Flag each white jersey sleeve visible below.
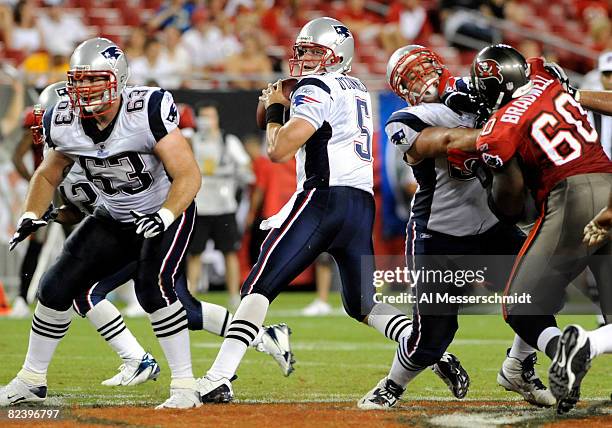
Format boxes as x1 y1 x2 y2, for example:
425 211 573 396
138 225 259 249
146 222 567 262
146 89 180 147
289 78 333 130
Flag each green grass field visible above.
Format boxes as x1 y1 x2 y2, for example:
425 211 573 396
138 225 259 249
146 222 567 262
1 292 611 425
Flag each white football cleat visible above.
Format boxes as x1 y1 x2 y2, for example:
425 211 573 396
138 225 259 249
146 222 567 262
197 376 233 403
357 377 404 410
497 349 555 407
155 381 201 409
301 299 332 316
102 353 160 386
0 377 47 406
256 323 295 376
8 297 31 319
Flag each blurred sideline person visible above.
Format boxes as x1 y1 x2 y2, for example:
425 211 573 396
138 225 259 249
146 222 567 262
197 17 465 404
187 100 253 309
9 95 43 319
585 51 612 159
359 44 553 410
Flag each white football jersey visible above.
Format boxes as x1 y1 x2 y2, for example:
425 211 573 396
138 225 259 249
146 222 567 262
58 163 101 216
385 103 498 236
43 86 179 222
289 72 373 194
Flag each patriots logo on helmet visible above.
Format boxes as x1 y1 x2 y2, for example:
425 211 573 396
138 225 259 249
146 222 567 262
293 94 320 107
100 46 123 66
55 87 68 97
476 60 503 83
333 25 351 43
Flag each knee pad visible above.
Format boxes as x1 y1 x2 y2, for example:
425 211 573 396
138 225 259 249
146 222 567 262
37 273 73 311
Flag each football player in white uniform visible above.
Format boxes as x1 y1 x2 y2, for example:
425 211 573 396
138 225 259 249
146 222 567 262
1 38 202 409
197 18 466 403
358 45 555 409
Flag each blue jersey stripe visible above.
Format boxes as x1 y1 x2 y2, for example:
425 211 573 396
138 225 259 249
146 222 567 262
386 111 430 132
148 89 167 142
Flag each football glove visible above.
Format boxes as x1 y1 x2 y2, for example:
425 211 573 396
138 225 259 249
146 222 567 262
9 212 48 251
130 208 175 239
544 62 578 98
41 204 59 223
583 207 612 247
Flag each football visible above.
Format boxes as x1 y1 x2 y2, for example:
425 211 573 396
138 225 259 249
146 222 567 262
255 78 298 130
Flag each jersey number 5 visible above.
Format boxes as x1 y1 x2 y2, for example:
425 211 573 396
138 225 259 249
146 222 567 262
531 92 598 166
354 97 372 162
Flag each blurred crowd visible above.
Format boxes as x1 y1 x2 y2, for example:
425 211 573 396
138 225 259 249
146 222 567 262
0 0 610 88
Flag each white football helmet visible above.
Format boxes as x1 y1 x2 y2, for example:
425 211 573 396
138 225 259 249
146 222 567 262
289 17 354 77
32 81 69 145
386 45 446 105
67 37 129 117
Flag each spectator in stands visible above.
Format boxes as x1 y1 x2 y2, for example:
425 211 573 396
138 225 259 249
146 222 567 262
123 27 147 61
21 51 68 86
380 0 431 55
187 100 253 309
224 32 272 89
586 11 611 51
224 0 274 18
181 8 230 71
0 66 24 141
517 39 542 59
130 36 182 88
161 26 192 85
147 0 195 33
38 0 90 57
335 0 382 43
7 0 42 54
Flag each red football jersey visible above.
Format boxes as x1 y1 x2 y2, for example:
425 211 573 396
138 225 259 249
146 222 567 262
476 58 612 206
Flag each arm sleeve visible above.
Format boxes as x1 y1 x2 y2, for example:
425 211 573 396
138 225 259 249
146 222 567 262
42 106 55 149
385 109 431 155
226 135 251 167
148 89 180 142
476 116 521 169
289 78 333 130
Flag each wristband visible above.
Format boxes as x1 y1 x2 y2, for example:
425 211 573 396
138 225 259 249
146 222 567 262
158 208 175 229
265 103 285 125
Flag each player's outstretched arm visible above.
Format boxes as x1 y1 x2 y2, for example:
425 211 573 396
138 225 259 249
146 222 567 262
154 127 202 219
9 150 73 250
12 130 34 181
406 127 481 163
488 157 525 224
576 90 612 116
24 150 73 218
